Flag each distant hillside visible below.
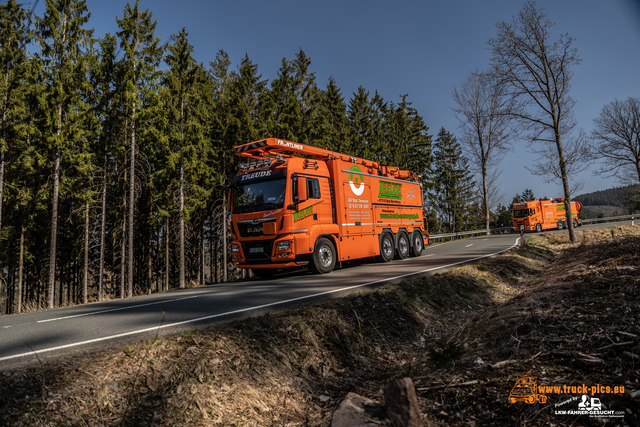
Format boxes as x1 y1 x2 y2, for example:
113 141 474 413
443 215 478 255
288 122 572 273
580 205 626 219
574 184 640 208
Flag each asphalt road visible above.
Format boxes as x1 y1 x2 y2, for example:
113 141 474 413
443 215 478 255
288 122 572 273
0 220 633 367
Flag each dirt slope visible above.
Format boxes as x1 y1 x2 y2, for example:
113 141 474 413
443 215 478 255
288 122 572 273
1 226 639 426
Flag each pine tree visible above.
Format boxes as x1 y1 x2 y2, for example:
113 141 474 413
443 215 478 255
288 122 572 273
88 33 120 301
315 77 349 152
35 0 93 308
433 128 477 232
384 95 432 182
0 0 31 241
116 0 162 298
521 188 535 201
348 86 380 160
163 28 212 289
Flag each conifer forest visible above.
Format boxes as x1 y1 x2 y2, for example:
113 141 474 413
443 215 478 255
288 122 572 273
0 0 492 314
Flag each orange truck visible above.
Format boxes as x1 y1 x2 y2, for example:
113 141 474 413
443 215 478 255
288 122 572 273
512 198 583 232
229 138 428 278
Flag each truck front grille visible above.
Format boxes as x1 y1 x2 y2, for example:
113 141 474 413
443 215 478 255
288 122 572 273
241 240 274 264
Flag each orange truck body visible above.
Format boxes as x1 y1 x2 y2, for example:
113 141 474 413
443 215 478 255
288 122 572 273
512 198 583 232
229 138 428 276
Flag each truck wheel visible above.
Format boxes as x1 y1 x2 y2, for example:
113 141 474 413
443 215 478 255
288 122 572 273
573 218 578 228
375 233 394 263
252 269 276 279
536 223 542 233
557 220 563 230
409 231 423 257
309 238 336 274
539 395 547 404
394 231 410 260
509 396 516 404
527 395 535 404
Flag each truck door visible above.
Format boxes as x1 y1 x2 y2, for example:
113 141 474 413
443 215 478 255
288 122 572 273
292 175 332 231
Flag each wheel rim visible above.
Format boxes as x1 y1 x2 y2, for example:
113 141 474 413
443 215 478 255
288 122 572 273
383 237 393 258
399 236 409 255
318 245 333 268
414 235 422 251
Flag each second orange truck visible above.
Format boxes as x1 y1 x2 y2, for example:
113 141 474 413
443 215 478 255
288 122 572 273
512 198 583 232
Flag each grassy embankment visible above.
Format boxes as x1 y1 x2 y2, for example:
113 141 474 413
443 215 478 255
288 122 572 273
1 225 639 426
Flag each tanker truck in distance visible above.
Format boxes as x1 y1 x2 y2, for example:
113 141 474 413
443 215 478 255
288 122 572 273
229 138 428 278
512 198 583 232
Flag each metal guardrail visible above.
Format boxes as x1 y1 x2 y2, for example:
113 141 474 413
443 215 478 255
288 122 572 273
429 214 637 242
430 227 513 241
582 214 636 224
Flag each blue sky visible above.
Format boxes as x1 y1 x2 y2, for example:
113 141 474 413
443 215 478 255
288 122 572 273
34 0 640 204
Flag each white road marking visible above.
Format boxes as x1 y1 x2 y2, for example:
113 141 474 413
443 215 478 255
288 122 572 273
0 238 519 363
465 244 473 247
423 254 435 257
37 296 200 323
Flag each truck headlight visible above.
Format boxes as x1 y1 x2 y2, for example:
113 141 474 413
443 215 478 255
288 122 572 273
277 241 291 251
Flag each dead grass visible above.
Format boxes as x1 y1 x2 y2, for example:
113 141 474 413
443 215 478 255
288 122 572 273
1 226 639 426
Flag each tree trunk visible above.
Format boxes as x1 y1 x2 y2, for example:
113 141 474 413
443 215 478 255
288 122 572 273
83 201 90 304
179 153 185 288
48 136 62 308
17 226 24 314
120 196 126 299
0 147 4 238
127 98 136 298
554 129 576 243
223 187 228 283
482 162 490 235
200 218 205 285
98 152 107 301
165 217 170 291
0 69 8 238
148 196 153 294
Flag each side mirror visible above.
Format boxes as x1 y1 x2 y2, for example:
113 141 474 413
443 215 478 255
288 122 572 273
297 177 308 203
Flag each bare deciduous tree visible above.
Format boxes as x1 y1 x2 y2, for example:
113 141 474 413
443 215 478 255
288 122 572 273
453 70 517 234
592 96 640 184
489 1 586 242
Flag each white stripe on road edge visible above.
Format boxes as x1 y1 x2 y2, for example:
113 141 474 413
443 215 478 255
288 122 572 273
465 244 473 247
0 238 519 363
37 296 200 323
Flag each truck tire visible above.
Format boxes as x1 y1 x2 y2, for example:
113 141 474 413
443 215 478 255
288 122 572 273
309 237 336 274
557 220 563 230
409 231 423 257
573 218 578 228
536 223 542 232
375 233 394 263
252 268 277 279
394 231 410 260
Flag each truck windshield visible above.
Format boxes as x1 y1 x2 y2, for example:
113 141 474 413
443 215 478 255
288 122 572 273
233 170 287 213
513 208 531 218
